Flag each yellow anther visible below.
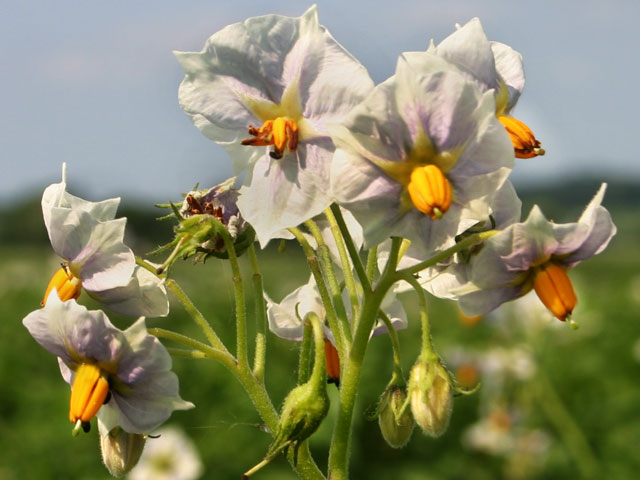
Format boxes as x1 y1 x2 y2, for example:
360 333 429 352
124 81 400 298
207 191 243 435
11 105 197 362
241 117 299 159
42 267 82 306
69 364 110 424
533 263 577 321
499 116 545 159
407 165 452 220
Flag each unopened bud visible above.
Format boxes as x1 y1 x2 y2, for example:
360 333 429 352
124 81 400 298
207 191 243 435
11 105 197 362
378 385 414 448
100 427 146 477
408 357 453 437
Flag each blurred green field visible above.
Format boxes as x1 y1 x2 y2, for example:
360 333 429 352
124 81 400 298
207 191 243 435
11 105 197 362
1 179 639 480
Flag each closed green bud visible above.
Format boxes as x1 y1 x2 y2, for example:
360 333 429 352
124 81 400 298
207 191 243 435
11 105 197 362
378 385 414 448
100 427 146 477
408 356 453 437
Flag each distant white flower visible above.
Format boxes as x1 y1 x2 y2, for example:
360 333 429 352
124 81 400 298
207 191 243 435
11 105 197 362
128 426 203 480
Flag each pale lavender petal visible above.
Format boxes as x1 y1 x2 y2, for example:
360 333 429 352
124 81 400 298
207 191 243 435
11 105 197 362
23 293 125 370
111 319 193 433
433 18 499 93
89 266 169 318
42 181 120 231
237 139 333 246
491 41 525 112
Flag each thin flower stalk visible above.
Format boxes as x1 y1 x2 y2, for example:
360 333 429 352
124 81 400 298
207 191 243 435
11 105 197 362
330 203 371 293
304 218 352 345
298 322 313 385
248 243 267 382
323 207 361 321
289 226 347 360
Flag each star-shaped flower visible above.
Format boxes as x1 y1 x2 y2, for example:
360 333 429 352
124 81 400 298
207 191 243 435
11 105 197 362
331 53 513 252
41 166 168 317
176 5 374 245
455 184 616 320
23 292 193 434
404 18 544 158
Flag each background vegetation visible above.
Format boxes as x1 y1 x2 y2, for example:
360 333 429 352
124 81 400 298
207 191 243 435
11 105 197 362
1 178 638 479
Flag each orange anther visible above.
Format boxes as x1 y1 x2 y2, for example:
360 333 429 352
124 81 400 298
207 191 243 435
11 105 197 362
533 263 577 321
241 117 299 159
499 116 545 159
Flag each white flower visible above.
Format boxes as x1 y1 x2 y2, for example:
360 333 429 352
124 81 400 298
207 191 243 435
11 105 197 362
128 426 203 480
176 5 374 245
41 165 168 317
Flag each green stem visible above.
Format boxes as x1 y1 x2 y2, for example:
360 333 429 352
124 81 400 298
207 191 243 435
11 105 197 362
289 226 346 361
324 206 361 322
305 219 352 347
298 321 313 385
378 311 403 381
365 246 378 285
164 278 227 352
400 272 435 357
327 265 400 480
219 227 248 369
248 243 267 382
535 371 600 479
330 204 370 292
397 230 498 277
149 327 236 367
307 312 328 391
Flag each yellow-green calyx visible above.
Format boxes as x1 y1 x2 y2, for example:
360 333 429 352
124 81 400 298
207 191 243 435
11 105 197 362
378 385 414 448
408 357 453 437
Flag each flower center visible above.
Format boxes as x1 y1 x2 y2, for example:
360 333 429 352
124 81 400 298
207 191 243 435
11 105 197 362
241 117 299 159
324 339 340 387
498 116 545 159
533 263 577 321
42 266 82 306
69 363 110 426
407 165 452 220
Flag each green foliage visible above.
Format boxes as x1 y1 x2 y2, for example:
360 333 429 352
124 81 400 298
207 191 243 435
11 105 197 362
3 183 640 479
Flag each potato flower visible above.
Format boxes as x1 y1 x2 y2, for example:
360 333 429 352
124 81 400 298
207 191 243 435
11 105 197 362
176 5 374 245
41 167 168 317
23 292 193 434
404 18 544 158
331 53 513 251
456 184 616 320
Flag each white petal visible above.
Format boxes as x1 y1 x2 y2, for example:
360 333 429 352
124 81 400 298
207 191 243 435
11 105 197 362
89 266 169 318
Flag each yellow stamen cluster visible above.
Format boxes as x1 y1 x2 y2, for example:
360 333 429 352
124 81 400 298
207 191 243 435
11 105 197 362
241 117 299 159
533 263 577 321
42 267 82 306
407 165 452 220
499 116 545 159
69 363 110 424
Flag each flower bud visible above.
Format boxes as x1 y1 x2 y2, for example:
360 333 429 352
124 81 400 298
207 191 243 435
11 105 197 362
378 385 414 448
100 427 146 477
408 357 453 437
156 178 255 271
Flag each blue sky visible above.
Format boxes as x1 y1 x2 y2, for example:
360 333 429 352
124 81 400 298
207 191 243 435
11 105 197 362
2 1 638 204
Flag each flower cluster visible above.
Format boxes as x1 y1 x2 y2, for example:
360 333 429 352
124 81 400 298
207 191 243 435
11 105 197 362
23 5 616 478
